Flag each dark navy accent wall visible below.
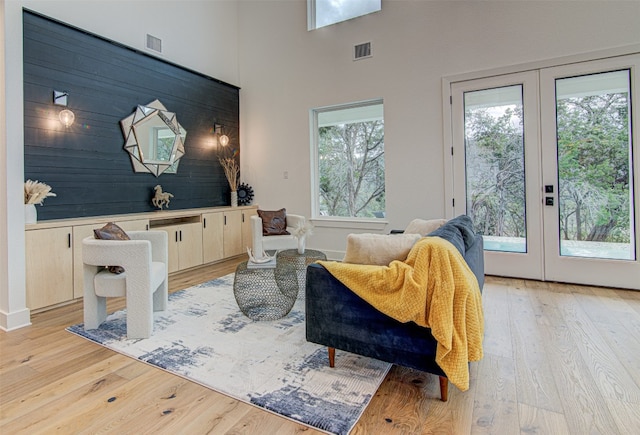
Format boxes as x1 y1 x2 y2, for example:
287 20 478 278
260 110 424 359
23 10 240 220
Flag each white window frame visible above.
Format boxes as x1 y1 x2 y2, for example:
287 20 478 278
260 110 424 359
310 98 387 230
308 0 381 31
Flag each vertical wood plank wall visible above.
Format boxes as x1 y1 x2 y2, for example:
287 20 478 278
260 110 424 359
23 10 240 221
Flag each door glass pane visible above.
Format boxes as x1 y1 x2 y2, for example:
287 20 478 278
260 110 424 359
464 85 527 253
556 70 636 260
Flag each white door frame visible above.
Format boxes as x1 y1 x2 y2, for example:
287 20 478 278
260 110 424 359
443 47 640 289
540 55 640 289
450 71 544 280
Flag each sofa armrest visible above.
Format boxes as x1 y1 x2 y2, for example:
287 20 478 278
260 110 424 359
285 214 305 230
305 263 444 376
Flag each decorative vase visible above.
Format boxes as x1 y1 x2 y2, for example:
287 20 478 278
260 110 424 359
297 236 306 254
231 191 238 207
25 204 37 224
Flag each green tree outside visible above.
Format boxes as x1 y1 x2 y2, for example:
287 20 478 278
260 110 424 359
318 120 385 218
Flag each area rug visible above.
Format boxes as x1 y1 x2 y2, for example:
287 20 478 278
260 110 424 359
67 273 391 435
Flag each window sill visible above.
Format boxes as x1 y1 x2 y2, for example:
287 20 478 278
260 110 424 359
310 217 388 231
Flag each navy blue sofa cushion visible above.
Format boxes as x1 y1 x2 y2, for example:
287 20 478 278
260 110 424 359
426 214 476 256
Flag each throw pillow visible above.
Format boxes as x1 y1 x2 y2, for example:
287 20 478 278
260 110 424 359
257 208 290 236
343 233 421 266
94 222 130 241
94 222 129 274
404 218 447 236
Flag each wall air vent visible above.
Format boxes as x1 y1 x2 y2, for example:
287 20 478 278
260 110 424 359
146 34 162 53
354 42 372 61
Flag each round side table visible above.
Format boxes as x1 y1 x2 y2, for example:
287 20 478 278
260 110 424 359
276 249 327 299
233 261 298 321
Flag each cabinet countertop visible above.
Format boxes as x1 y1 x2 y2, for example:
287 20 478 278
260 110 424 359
25 205 258 231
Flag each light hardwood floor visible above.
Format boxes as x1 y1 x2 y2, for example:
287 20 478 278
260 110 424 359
1 258 639 434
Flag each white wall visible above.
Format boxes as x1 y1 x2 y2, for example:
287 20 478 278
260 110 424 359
0 0 240 330
237 0 640 258
2 1 640 329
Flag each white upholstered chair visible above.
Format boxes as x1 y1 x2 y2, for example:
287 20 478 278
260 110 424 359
82 230 168 339
251 213 305 257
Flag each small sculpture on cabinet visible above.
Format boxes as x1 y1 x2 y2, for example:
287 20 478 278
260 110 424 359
152 185 173 210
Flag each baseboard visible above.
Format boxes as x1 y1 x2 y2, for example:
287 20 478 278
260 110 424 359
0 307 32 331
319 249 345 261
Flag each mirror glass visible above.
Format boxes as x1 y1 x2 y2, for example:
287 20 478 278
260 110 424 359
120 100 186 176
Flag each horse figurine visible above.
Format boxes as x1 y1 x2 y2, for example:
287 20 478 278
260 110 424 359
152 185 174 210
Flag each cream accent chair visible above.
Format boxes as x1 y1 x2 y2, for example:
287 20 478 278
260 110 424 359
251 213 306 257
82 231 168 339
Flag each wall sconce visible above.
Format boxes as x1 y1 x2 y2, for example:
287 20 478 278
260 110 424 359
214 123 229 147
54 90 75 127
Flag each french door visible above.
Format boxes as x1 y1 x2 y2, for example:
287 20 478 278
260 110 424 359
450 54 640 289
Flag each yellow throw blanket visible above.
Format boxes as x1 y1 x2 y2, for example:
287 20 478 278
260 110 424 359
318 236 484 391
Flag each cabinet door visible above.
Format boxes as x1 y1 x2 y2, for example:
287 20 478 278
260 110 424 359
155 226 181 273
72 224 96 299
223 210 243 257
25 227 73 310
117 219 149 232
178 222 203 270
202 212 224 263
73 219 149 298
241 208 258 252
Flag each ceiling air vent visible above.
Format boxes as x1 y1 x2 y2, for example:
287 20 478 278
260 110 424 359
146 34 162 53
354 42 372 61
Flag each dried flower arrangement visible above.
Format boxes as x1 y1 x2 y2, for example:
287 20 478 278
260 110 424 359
219 157 239 192
291 221 314 239
24 179 56 205
291 221 313 254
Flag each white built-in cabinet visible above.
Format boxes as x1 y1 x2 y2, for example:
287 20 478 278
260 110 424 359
152 217 203 273
241 208 258 254
202 208 257 262
25 226 73 310
223 210 243 257
25 206 257 312
202 212 225 263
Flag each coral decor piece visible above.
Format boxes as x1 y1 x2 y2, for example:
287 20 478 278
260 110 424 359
246 247 274 264
237 182 254 205
291 221 314 254
24 179 56 205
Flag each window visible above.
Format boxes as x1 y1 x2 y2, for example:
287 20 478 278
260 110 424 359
311 100 385 218
308 0 381 30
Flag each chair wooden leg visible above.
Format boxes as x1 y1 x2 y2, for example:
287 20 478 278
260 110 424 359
328 347 335 368
439 376 448 402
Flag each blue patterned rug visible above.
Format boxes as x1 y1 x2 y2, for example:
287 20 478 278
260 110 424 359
67 273 391 434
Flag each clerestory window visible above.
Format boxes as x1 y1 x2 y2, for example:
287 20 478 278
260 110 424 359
308 0 381 30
